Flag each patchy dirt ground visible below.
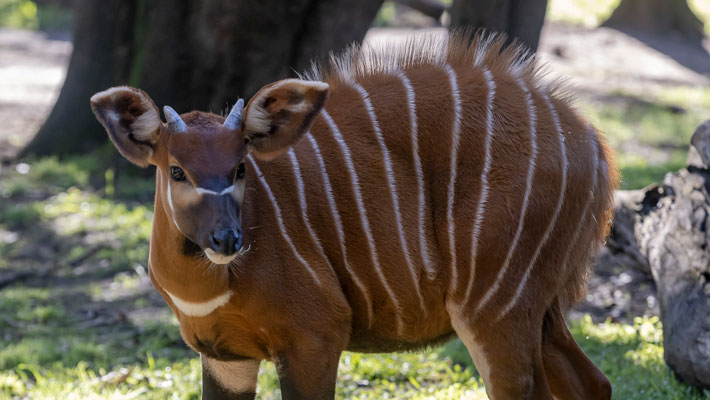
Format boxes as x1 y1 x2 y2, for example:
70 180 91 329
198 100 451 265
1 22 709 327
0 28 70 160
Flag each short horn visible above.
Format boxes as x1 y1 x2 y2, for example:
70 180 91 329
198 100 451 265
224 98 244 131
163 105 187 133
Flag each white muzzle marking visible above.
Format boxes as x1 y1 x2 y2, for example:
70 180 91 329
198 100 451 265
205 248 237 265
195 185 235 196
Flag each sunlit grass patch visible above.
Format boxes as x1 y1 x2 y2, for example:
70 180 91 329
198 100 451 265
615 151 687 190
582 96 702 149
0 173 153 276
40 187 152 238
573 315 710 400
577 87 709 189
0 154 95 198
3 316 710 399
2 358 202 400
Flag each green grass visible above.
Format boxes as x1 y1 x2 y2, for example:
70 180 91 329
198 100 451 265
573 316 710 400
575 86 710 189
2 299 708 400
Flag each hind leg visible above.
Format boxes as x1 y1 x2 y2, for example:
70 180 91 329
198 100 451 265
541 300 611 400
450 308 553 400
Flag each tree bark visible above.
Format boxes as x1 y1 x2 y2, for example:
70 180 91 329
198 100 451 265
604 0 705 42
22 0 383 157
394 0 446 22
448 0 548 51
603 121 710 389
21 0 136 156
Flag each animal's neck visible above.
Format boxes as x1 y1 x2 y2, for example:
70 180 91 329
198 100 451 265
148 172 232 303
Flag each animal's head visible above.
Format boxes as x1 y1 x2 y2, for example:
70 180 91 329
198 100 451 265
90 79 329 264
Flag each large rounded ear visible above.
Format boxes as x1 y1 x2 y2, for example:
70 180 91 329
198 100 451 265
90 86 161 167
243 79 329 160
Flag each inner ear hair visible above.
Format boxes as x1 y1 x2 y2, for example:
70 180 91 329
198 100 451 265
244 79 329 160
90 86 161 167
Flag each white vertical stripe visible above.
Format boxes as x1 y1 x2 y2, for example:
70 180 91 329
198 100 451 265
474 76 538 316
287 148 337 278
462 67 496 307
305 133 374 327
443 64 463 295
247 156 322 287
496 92 568 321
165 177 185 234
559 128 600 281
350 81 426 314
321 109 405 334
395 70 435 280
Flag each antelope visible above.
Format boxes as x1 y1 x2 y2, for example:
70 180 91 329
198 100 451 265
90 31 617 400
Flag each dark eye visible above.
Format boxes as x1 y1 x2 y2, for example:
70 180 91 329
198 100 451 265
170 166 186 182
236 163 246 180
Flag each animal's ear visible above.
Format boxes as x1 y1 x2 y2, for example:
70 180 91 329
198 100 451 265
90 86 161 167
243 79 329 160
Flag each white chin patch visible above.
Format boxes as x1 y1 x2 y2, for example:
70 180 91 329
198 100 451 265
204 249 236 265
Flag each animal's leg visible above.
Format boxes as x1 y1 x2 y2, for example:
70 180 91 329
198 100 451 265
450 310 554 400
275 343 342 400
541 299 611 400
201 356 260 400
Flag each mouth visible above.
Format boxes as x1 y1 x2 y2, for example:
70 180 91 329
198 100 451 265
204 248 237 265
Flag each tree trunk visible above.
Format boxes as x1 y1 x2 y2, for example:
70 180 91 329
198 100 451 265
602 121 710 390
604 0 705 42
22 0 383 157
448 0 548 51
21 0 136 156
394 0 446 22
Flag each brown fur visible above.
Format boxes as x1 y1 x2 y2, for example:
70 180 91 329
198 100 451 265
91 31 618 399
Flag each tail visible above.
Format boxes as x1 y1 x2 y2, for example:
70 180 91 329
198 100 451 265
563 128 619 310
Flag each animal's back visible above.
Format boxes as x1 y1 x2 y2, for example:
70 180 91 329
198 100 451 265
253 31 618 348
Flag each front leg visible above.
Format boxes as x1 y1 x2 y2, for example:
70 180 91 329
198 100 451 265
202 355 260 400
275 343 342 400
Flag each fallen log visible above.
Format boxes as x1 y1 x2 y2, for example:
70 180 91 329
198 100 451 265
602 120 710 389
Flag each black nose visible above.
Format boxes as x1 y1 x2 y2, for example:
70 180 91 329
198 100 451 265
210 229 242 255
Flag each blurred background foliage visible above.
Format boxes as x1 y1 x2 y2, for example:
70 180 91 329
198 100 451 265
1 0 709 398
0 0 72 31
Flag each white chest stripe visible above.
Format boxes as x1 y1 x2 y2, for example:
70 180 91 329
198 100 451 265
195 185 235 196
248 156 323 287
443 64 463 296
496 92 568 321
350 81 426 314
166 289 232 317
306 132 374 327
463 67 496 307
474 76 538 317
321 109 404 334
